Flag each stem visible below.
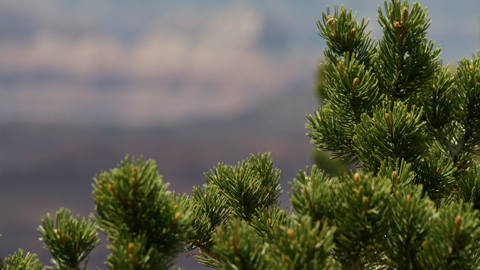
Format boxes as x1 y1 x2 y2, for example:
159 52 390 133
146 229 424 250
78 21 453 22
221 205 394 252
437 89 479 163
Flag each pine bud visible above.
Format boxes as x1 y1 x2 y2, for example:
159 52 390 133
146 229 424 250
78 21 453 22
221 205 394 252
455 215 462 234
363 196 369 212
326 15 335 32
128 242 135 257
317 116 322 122
174 204 178 211
267 218 272 228
401 7 408 25
174 212 181 222
131 166 138 179
406 113 411 124
470 65 474 71
282 254 291 267
392 171 398 186
352 78 360 96
326 15 333 24
354 173 361 190
385 113 391 127
393 21 401 30
287 228 295 241
406 194 411 206
54 229 60 238
348 28 357 44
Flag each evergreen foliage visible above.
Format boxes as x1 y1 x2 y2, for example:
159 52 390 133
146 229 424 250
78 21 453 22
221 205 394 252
38 208 100 270
91 156 193 269
2 0 480 269
1 249 43 270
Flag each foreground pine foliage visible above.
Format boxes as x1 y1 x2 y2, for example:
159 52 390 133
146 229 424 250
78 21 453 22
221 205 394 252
2 0 480 269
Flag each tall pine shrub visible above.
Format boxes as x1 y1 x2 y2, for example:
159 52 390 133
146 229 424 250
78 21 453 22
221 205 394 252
2 0 480 269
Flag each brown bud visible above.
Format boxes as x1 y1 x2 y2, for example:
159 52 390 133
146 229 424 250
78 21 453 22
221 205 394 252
455 215 462 234
470 65 474 71
204 194 208 200
401 7 408 25
174 212 181 222
326 15 333 24
174 204 178 211
326 15 335 32
282 254 291 267
350 28 357 36
128 242 135 256
267 218 272 228
363 196 369 211
393 21 401 30
303 186 310 196
348 28 357 44
406 194 411 206
354 173 361 190
392 171 398 186
131 166 138 179
406 113 411 124
385 113 392 127
287 228 295 242
352 78 360 96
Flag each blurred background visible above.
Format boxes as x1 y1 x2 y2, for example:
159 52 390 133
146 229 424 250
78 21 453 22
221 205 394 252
0 0 478 269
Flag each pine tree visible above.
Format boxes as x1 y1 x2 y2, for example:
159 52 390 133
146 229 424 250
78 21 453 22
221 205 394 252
2 0 480 269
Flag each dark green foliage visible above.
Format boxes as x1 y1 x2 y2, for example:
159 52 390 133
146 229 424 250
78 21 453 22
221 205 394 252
191 153 283 268
38 208 100 270
204 153 281 222
91 156 193 269
376 1 440 104
353 102 429 173
290 165 339 222
212 219 267 270
249 205 291 243
311 57 351 176
3 1 480 269
317 5 375 68
418 202 480 269
330 173 391 268
311 148 350 177
190 184 229 256
384 185 434 269
0 249 43 270
268 217 335 270
106 232 167 270
460 162 480 209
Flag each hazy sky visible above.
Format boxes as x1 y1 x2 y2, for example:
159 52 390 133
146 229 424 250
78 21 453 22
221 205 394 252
0 0 478 126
